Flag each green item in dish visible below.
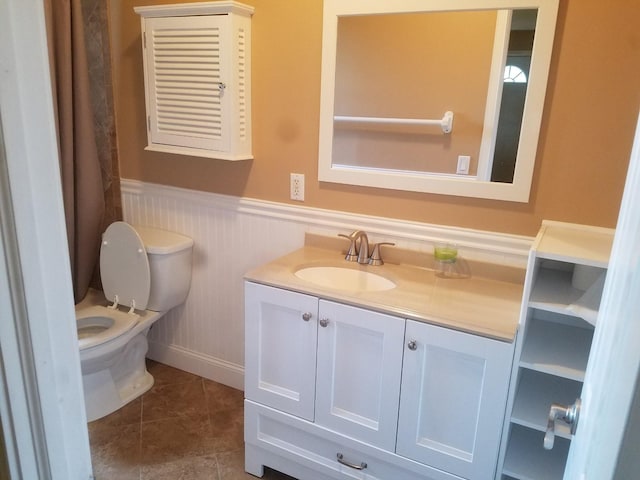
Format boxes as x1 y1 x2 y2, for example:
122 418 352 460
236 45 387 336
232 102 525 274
434 245 458 263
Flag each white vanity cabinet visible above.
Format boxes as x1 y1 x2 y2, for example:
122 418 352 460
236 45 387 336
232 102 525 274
244 281 515 480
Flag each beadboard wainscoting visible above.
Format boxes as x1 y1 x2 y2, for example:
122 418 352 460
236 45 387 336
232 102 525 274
121 179 533 390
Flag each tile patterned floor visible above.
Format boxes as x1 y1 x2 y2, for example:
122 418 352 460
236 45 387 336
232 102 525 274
88 360 296 480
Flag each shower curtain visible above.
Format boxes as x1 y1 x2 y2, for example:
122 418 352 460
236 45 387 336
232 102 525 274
45 0 106 303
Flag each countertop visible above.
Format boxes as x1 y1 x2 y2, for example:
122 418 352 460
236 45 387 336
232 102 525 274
245 238 525 342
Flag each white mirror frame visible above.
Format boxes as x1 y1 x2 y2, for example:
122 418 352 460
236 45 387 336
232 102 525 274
318 0 559 202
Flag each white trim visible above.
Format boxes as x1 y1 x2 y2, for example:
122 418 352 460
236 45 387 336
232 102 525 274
0 1 92 478
121 179 533 262
147 341 244 390
0 190 42 480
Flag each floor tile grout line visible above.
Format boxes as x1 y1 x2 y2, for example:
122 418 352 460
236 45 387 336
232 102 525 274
205 377 224 480
138 391 143 480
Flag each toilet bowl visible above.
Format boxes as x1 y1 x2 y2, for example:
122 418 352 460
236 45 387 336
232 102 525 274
76 222 193 422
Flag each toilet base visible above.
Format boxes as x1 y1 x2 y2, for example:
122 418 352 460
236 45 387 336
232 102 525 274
82 330 155 422
83 369 154 422
77 289 166 422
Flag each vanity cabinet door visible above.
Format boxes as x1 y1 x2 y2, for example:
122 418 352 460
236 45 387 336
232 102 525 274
397 320 514 480
244 282 318 421
315 300 405 451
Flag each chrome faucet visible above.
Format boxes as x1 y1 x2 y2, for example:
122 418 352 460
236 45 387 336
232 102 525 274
339 231 395 265
354 231 369 264
338 230 369 263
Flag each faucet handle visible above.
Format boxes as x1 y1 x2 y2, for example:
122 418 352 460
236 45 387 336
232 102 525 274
338 233 359 262
368 242 395 266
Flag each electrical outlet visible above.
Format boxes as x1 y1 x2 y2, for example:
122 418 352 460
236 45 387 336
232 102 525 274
290 173 305 201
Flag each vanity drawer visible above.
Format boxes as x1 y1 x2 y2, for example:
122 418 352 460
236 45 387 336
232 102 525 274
245 400 464 480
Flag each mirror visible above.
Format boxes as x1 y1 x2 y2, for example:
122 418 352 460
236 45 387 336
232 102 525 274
318 0 560 202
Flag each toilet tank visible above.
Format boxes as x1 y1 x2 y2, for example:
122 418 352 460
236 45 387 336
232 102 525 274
134 226 194 312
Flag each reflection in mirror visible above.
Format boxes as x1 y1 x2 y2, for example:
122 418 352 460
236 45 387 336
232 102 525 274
318 0 559 202
333 10 498 177
492 9 537 183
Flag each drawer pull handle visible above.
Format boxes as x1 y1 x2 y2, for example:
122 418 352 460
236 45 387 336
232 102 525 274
319 318 330 327
336 453 367 470
407 340 418 351
302 312 312 321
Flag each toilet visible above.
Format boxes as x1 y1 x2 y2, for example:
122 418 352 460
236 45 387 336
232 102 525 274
76 222 194 422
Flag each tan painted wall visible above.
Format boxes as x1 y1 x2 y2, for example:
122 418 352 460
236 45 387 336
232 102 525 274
110 0 640 236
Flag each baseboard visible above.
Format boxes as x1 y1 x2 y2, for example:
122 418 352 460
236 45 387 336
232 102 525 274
147 341 244 391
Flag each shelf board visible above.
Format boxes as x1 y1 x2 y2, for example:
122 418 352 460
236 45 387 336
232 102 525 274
511 369 582 438
529 268 585 315
534 222 613 267
502 425 569 480
520 318 593 381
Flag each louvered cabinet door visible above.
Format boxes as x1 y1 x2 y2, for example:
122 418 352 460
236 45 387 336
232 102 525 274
143 15 231 153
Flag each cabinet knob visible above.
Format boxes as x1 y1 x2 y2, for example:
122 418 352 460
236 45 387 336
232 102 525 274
319 318 330 328
407 340 418 351
302 312 312 322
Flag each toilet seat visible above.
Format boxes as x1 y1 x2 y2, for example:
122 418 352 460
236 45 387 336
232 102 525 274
77 305 140 350
100 222 151 311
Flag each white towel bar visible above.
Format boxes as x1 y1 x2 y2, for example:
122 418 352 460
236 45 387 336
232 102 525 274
334 111 454 134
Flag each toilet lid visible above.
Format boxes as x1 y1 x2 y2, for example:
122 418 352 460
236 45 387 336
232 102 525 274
100 222 150 311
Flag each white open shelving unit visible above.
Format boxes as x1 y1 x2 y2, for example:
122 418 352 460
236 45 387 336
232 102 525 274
496 220 614 479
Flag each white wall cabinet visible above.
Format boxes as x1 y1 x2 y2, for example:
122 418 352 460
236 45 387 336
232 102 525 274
496 221 613 479
135 2 253 160
244 281 515 480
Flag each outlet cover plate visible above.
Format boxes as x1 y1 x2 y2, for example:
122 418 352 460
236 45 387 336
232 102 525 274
290 173 305 201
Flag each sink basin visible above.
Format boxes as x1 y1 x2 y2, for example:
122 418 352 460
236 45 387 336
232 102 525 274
294 266 396 292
